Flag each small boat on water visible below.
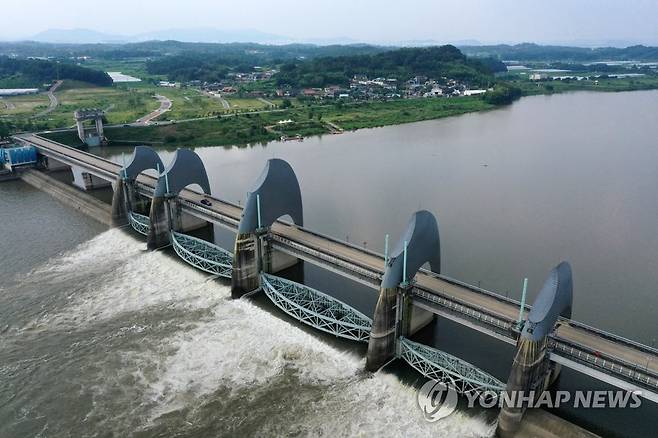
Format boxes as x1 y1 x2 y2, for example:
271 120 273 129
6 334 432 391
281 135 304 142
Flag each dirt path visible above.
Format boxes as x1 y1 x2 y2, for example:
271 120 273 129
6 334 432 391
33 80 63 118
257 97 276 107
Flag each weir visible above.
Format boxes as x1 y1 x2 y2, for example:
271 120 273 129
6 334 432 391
146 148 213 249
367 210 440 371
8 133 658 437
232 158 303 298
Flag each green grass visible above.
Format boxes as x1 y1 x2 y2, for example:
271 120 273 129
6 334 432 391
317 97 493 130
41 96 495 148
49 83 160 127
508 75 658 96
79 59 154 81
156 88 228 120
0 93 50 117
25 72 658 149
224 97 270 111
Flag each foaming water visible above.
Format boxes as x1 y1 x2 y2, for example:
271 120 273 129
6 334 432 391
22 229 228 329
2 228 493 437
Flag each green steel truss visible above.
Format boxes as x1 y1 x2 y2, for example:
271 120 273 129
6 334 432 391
170 231 233 278
399 337 505 396
260 273 373 342
129 211 150 236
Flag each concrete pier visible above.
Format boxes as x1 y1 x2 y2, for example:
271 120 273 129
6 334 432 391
231 233 261 298
147 196 171 249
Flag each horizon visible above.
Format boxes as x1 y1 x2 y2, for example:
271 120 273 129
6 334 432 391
2 27 657 49
1 0 658 47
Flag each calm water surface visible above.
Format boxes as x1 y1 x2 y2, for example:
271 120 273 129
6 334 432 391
2 90 657 437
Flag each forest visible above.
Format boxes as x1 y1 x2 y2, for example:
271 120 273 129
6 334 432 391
460 43 658 62
0 56 112 88
273 46 506 88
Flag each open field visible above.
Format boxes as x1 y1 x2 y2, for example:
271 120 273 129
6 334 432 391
41 96 495 147
48 84 160 127
224 97 271 111
1 80 163 129
155 88 229 120
0 93 50 117
316 97 494 130
504 73 658 96
78 59 154 81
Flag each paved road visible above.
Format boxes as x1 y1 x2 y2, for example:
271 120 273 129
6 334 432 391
15 133 658 387
204 91 230 109
257 97 275 107
33 80 62 118
135 94 172 125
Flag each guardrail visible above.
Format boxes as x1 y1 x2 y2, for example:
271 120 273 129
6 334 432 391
412 287 517 341
268 233 381 286
551 336 658 391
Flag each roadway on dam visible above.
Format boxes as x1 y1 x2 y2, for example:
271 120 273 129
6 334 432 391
18 133 658 388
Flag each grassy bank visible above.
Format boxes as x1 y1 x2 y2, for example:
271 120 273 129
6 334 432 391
33 75 658 149
41 96 494 148
511 75 658 96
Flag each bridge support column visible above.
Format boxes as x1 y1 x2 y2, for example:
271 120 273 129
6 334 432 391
366 286 435 371
232 232 262 298
147 195 173 249
76 120 85 143
366 210 441 372
232 159 304 298
170 198 215 238
261 238 299 274
71 166 111 190
497 262 573 438
366 286 398 371
111 177 132 226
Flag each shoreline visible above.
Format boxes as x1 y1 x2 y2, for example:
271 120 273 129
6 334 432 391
38 85 658 149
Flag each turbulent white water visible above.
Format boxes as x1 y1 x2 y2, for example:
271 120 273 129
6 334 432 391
4 230 495 437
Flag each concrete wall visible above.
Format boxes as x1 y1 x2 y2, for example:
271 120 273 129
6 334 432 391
71 166 112 191
20 169 111 226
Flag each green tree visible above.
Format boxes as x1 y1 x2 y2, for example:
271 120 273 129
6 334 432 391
0 121 10 139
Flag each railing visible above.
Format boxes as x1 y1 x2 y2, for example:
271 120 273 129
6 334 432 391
267 233 381 285
128 211 150 236
170 231 233 278
550 337 658 392
399 337 505 396
412 287 517 341
260 273 373 342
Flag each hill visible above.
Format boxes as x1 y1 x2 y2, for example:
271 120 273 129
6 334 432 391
460 43 658 62
274 45 505 88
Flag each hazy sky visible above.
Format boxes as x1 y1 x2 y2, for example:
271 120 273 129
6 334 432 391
2 0 658 45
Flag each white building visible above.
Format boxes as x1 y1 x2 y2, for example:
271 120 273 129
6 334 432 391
463 89 487 96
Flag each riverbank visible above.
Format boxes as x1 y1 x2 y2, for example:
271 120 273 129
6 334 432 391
38 77 658 149
513 75 658 96
41 96 495 147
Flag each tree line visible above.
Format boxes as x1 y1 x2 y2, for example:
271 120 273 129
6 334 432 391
274 46 506 88
0 56 112 88
460 43 658 62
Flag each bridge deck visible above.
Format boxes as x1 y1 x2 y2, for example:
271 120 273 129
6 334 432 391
18 134 658 394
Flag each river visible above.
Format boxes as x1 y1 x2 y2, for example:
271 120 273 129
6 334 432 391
1 90 657 437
